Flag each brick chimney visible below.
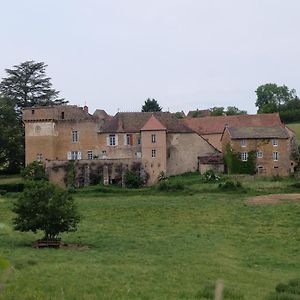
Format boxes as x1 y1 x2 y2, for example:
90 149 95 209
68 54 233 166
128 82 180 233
83 105 88 113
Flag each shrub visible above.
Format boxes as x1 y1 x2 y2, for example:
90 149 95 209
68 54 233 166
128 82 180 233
21 161 48 181
157 180 185 192
218 180 243 191
124 171 143 188
268 278 300 300
13 181 80 241
203 170 221 183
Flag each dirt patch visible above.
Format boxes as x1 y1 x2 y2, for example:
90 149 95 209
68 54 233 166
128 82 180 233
246 193 300 205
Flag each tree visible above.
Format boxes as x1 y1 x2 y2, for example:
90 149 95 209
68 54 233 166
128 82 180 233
0 60 67 110
141 98 162 112
13 181 80 241
210 107 225 116
21 161 48 181
255 83 296 113
174 111 185 119
226 106 247 115
0 95 23 173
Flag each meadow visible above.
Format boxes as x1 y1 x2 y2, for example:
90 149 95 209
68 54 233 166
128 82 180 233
0 174 300 299
287 122 300 143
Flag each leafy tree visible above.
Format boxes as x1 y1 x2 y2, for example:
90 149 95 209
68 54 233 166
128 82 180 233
210 107 225 116
21 161 48 181
0 60 67 110
13 181 80 241
174 111 185 119
226 106 247 115
255 83 296 113
124 170 143 188
141 98 162 112
0 95 23 173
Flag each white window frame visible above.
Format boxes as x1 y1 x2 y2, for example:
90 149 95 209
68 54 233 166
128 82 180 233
240 139 247 147
36 153 43 162
152 149 156 158
72 130 78 143
272 139 278 147
273 151 279 161
241 152 248 162
125 133 132 146
151 134 156 143
71 151 78 160
109 134 116 146
87 150 93 160
257 151 263 158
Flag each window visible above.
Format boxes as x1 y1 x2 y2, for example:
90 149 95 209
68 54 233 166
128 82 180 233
72 130 78 143
257 151 263 158
125 134 133 145
137 136 141 145
61 112 65 119
152 149 156 158
241 152 248 161
31 109 35 115
240 139 247 147
88 150 93 160
272 139 278 146
70 151 81 160
151 134 156 143
102 150 107 155
273 151 279 161
36 153 43 162
109 134 116 146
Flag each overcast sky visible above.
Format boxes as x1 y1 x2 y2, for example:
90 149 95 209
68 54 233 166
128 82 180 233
1 0 299 115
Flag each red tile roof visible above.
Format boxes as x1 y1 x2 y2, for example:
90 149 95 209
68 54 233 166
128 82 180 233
183 113 283 135
141 115 167 131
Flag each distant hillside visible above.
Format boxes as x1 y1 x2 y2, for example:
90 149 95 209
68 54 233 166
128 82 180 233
287 123 300 143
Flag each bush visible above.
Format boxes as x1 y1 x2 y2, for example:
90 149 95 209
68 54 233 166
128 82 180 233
13 181 80 241
268 279 300 300
218 180 243 191
203 170 221 183
21 161 48 181
124 171 143 188
157 180 185 192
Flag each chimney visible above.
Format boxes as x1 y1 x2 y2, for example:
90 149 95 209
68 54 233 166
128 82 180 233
83 105 88 113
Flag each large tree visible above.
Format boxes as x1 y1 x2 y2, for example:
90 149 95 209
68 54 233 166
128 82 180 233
141 98 162 112
0 60 67 109
0 95 23 173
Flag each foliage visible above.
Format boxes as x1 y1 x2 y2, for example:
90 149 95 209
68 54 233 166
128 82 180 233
65 161 76 188
13 181 80 240
0 183 24 193
218 180 243 191
267 279 300 300
124 170 143 188
210 106 225 116
21 161 48 181
158 171 167 181
226 106 247 115
224 145 256 175
141 98 162 112
157 180 185 191
173 111 184 119
0 95 24 173
0 60 66 109
255 83 300 123
203 169 221 182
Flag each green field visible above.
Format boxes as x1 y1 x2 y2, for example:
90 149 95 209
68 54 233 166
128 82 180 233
1 175 300 299
287 123 300 143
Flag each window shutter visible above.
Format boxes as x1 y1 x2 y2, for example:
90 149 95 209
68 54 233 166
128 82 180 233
124 134 127 145
67 152 71 160
106 136 110 146
115 135 118 146
78 151 82 160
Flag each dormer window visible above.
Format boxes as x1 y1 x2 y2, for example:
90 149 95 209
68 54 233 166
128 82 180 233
240 139 247 147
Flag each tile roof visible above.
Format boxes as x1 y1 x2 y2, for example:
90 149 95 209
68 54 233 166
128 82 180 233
101 112 194 133
183 113 283 135
141 115 167 131
187 109 211 118
226 126 289 139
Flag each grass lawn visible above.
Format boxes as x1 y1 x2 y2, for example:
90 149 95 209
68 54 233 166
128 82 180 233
287 122 300 143
1 174 300 299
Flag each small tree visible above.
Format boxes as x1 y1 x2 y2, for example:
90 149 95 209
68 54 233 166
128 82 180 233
13 181 80 241
141 98 162 112
21 161 48 181
124 170 143 188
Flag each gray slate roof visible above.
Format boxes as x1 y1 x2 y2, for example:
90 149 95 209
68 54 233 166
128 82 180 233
101 112 194 133
226 126 289 139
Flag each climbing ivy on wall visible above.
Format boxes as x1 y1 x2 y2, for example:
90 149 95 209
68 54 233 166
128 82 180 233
224 144 256 175
65 161 76 188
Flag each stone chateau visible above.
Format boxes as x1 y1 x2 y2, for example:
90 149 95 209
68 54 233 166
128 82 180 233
23 105 298 186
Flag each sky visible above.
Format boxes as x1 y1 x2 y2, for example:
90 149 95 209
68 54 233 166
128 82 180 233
0 0 299 115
